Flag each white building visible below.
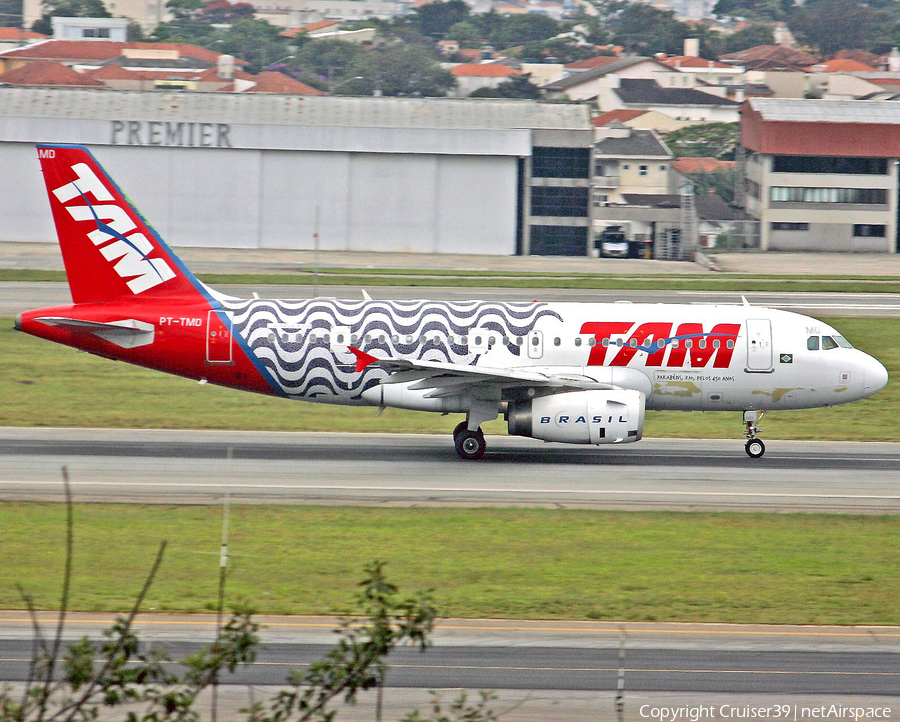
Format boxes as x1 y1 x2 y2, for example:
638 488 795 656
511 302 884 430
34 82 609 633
0 89 594 256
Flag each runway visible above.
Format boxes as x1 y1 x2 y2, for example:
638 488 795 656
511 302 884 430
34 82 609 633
1 428 898 512
3 282 900 317
0 613 897 718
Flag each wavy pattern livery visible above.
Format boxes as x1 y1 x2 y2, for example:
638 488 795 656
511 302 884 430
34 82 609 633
218 298 563 400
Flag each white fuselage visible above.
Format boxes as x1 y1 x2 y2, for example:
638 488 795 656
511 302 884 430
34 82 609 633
219 297 888 413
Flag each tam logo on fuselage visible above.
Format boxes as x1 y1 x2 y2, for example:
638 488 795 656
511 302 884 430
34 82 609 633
52 162 175 294
580 321 741 369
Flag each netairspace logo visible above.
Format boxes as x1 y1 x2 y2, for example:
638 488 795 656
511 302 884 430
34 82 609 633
52 161 176 294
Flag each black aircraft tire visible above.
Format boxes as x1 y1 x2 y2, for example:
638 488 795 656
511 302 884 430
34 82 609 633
745 438 765 459
456 430 486 460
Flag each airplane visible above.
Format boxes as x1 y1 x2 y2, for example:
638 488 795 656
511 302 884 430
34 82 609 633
15 144 889 460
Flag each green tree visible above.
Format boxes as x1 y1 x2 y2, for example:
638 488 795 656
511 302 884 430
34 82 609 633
511 37 601 64
723 23 775 53
682 168 737 204
488 13 559 49
609 4 691 55
32 0 109 33
290 38 363 86
468 74 542 99
209 18 291 73
346 43 455 97
787 0 887 55
713 0 794 22
414 0 469 38
445 20 482 47
666 122 740 160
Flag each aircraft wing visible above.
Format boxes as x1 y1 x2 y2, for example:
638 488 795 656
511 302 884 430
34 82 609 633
349 347 613 397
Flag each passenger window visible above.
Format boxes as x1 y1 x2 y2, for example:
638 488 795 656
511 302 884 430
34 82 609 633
685 339 692 348
553 337 561 346
474 336 482 345
699 339 706 349
712 339 720 349
489 336 496 345
516 337 524 346
406 335 413 344
672 339 679 348
323 333 330 343
629 338 637 348
588 337 596 347
574 337 582 347
616 339 623 347
726 340 734 350
351 334 359 344
461 336 468 345
822 336 838 350
601 338 609 347
807 336 819 351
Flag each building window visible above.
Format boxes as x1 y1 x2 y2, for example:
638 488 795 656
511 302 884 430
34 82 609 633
530 225 589 256
622 164 630 170
531 186 589 217
771 222 809 231
532 147 591 179
853 224 886 237
747 179 760 199
639 165 648 176
772 155 888 175
593 193 609 207
770 187 887 205
659 165 666 171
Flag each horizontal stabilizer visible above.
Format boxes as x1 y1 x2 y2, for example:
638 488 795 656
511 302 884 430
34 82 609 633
35 316 155 349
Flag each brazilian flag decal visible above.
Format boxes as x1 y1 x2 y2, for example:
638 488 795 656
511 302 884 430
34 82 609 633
780 353 793 364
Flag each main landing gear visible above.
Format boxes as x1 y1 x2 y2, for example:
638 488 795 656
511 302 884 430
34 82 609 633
743 410 765 459
453 421 486 461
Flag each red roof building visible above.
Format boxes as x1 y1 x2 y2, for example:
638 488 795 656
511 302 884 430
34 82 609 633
0 61 104 87
565 55 619 71
242 71 325 94
592 109 648 126
673 157 736 174
719 45 819 72
805 58 876 73
0 40 247 74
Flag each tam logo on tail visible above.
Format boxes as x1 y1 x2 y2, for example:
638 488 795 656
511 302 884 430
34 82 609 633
51 162 175 294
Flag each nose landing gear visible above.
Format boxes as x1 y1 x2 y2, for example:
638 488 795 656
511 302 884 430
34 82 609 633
743 410 765 458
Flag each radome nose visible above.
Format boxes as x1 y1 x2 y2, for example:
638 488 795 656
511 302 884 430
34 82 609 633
864 355 889 395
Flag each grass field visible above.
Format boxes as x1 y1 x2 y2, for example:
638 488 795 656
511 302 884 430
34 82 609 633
2 317 897 441
3 268 900 293
0 505 897 624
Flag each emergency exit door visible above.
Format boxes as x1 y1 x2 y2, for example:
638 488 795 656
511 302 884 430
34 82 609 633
207 310 234 364
745 318 773 372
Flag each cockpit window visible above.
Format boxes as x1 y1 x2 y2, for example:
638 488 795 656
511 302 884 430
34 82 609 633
807 336 819 351
821 335 839 350
834 335 853 349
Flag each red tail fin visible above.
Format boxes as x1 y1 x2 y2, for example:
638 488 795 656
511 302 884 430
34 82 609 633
37 144 201 305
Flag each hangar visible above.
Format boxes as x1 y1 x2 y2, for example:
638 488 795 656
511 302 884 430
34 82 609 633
0 88 594 256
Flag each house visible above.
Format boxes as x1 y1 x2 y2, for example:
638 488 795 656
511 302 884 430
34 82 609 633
593 108 689 134
0 40 247 76
0 61 106 87
592 124 674 206
542 56 671 101
0 28 48 53
719 45 819 72
598 77 741 123
450 63 523 97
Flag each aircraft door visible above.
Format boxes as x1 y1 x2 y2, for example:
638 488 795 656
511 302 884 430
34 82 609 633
207 310 234 364
745 318 773 372
527 330 543 359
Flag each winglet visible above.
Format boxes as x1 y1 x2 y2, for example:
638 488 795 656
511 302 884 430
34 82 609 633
348 346 378 372
362 289 373 301
741 295 751 306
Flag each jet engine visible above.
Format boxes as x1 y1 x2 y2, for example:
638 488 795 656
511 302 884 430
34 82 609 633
507 389 645 445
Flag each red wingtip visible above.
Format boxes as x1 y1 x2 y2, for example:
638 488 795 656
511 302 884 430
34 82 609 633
348 346 378 372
